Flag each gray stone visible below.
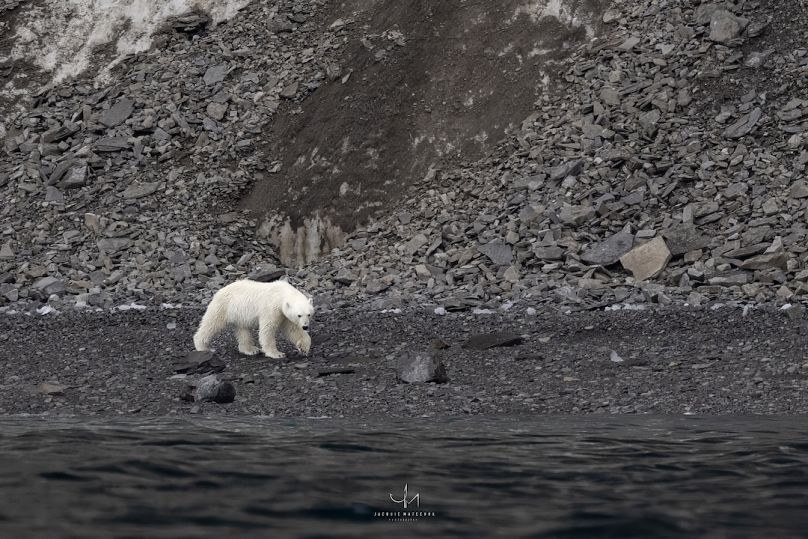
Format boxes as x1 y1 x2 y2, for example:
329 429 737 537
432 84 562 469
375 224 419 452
280 81 299 98
41 124 79 144
620 236 671 281
203 64 228 86
100 98 134 128
0 242 14 259
709 9 749 44
581 232 634 266
724 108 762 139
662 225 710 256
559 204 595 226
533 245 565 260
44 186 63 203
194 374 236 403
708 272 751 286
32 276 65 296
63 164 87 189
97 238 132 254
206 102 228 121
47 159 75 185
95 137 130 152
396 349 448 383
477 240 512 265
549 160 583 181
122 182 160 199
789 181 808 199
366 279 390 294
404 233 428 256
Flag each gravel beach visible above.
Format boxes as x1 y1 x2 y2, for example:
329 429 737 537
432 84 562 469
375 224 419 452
2 303 807 417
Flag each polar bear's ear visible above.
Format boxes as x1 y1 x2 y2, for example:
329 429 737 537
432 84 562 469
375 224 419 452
284 301 290 310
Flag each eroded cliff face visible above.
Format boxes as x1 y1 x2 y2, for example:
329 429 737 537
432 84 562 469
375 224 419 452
243 0 606 258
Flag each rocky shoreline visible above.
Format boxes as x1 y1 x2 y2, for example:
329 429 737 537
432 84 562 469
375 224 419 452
2 303 808 417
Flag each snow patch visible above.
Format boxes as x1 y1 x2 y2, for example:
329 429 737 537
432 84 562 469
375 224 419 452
514 0 595 38
3 0 251 85
115 302 148 311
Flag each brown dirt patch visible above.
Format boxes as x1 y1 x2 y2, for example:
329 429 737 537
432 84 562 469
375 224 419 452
243 0 608 230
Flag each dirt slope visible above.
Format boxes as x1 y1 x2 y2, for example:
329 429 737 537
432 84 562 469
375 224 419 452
243 0 607 230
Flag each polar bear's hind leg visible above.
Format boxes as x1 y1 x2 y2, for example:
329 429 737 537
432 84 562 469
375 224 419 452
193 296 228 351
236 327 260 355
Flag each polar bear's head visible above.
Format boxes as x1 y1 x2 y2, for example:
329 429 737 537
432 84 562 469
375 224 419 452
283 297 314 330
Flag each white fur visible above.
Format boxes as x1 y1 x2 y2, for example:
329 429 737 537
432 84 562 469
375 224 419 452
193 279 314 359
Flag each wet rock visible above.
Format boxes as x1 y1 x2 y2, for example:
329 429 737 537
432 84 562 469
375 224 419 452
581 232 634 266
462 331 523 350
194 374 236 403
620 237 671 281
396 349 448 383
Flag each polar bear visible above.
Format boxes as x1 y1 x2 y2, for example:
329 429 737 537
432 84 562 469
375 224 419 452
193 279 313 358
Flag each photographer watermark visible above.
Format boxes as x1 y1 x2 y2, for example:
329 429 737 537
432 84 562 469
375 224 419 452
374 484 438 522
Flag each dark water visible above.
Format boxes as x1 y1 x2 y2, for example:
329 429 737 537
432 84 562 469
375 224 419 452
1 416 807 538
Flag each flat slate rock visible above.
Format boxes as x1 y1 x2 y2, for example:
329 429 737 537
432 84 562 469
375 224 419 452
95 137 130 152
662 224 710 256
477 240 512 265
173 351 226 375
248 269 286 282
581 231 635 266
462 331 524 350
100 97 134 128
122 182 160 199
317 367 356 377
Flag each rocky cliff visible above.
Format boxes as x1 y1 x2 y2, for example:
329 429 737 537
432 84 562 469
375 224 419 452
1 0 807 313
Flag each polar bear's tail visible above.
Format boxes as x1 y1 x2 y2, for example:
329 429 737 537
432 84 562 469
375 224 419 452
193 294 227 351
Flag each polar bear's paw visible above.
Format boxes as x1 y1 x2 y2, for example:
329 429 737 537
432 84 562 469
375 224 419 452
238 345 260 356
263 349 286 359
295 334 312 355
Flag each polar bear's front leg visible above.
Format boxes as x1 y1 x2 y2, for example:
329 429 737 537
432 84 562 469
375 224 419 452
281 319 311 355
258 317 285 359
193 296 227 351
236 327 260 356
